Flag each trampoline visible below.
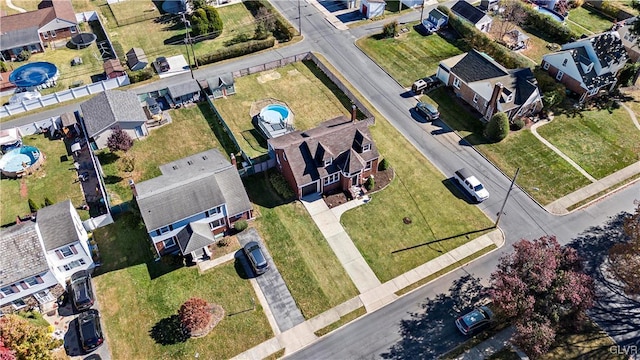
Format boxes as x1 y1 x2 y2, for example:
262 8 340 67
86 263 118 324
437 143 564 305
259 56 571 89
70 33 97 48
9 62 59 89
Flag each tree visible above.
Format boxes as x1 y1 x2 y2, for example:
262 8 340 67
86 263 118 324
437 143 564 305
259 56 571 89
382 21 398 38
0 314 62 360
254 7 275 40
493 0 527 39
608 202 640 295
484 112 509 142
0 337 16 360
190 9 209 37
204 6 223 37
178 297 212 336
489 236 594 358
106 127 133 152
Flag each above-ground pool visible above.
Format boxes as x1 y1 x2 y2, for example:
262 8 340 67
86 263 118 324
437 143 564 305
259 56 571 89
0 146 44 178
260 104 291 124
535 6 565 23
9 62 59 89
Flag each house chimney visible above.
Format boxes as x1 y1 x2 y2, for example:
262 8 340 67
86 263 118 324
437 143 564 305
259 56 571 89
230 153 236 167
351 104 357 122
488 82 504 117
128 179 137 197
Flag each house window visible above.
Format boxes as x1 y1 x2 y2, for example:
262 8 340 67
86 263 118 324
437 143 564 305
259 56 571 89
206 206 222 217
25 277 39 287
562 59 568 66
363 144 371 152
59 258 86 272
158 225 172 235
209 218 225 230
324 158 332 167
453 77 461 89
588 87 598 96
70 26 77 33
556 71 564 81
12 299 26 310
1 286 14 296
324 173 340 186
163 238 176 248
473 94 478 103
56 245 77 259
34 290 54 303
365 160 373 170
543 62 550 70
49 30 56 38
42 32 48 39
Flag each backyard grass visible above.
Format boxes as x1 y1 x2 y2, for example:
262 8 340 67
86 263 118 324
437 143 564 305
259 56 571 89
92 213 272 360
356 26 463 87
0 134 88 226
566 6 615 35
244 173 359 318
536 107 640 179
0 0 97 18
98 103 223 205
212 61 358 158
108 0 160 26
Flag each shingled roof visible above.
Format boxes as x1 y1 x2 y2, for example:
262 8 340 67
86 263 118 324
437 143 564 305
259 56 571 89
448 50 509 83
80 90 146 138
176 222 215 255
451 0 487 25
0 222 48 286
36 200 80 251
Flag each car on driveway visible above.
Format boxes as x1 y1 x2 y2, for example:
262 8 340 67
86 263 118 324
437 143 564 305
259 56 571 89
243 241 269 275
78 309 104 353
415 102 440 121
455 306 494 335
70 270 94 312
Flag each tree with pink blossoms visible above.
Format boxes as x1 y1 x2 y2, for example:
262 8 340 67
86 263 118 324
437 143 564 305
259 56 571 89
488 236 594 358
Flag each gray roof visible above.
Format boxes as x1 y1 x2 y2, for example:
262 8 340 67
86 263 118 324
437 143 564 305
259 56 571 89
451 1 489 25
80 90 147 138
126 47 147 66
176 222 215 255
0 222 48 286
0 26 41 50
167 79 201 99
136 149 252 232
207 73 234 89
429 8 447 21
36 200 80 251
450 50 508 83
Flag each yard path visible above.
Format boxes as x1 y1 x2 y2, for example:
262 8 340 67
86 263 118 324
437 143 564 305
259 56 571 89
5 0 26 13
621 102 640 131
530 120 598 182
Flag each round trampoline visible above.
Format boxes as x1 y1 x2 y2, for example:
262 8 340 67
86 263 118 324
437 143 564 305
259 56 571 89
9 62 59 89
70 33 97 48
0 146 44 178
260 104 291 124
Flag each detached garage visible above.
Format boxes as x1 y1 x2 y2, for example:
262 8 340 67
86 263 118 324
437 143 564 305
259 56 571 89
361 0 385 19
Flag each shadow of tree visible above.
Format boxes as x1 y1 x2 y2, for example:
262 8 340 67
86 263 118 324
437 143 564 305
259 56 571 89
96 151 119 165
380 274 487 359
149 315 188 345
103 175 123 184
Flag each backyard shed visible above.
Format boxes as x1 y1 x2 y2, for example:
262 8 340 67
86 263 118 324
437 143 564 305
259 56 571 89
103 59 126 79
207 73 235 99
126 48 148 71
361 0 385 19
167 79 201 106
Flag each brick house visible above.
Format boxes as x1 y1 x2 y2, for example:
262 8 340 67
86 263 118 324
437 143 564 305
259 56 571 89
268 116 379 199
0 0 78 61
133 149 253 261
541 31 629 102
437 50 544 121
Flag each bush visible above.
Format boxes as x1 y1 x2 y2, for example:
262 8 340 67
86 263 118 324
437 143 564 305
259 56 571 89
364 176 375 191
269 171 295 199
485 112 510 142
273 18 295 42
234 219 248 232
178 298 211 335
18 50 30 62
28 199 39 213
127 68 154 83
511 118 526 131
205 6 223 37
196 38 275 66
382 21 398 38
44 197 53 207
379 158 390 171
0 61 7 72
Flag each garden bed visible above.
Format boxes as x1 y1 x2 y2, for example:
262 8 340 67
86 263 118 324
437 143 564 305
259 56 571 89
323 168 394 209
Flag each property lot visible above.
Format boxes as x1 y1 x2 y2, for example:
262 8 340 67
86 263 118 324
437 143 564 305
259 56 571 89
566 6 616 36
92 213 272 360
212 61 362 159
0 134 89 226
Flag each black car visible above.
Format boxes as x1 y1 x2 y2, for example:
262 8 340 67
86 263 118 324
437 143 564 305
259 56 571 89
455 306 494 335
415 102 440 121
155 57 170 73
77 309 104 353
71 270 94 312
243 241 269 275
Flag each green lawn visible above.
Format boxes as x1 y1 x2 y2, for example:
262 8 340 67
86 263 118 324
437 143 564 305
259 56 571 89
356 27 463 87
536 107 640 179
99 104 223 205
109 0 160 26
426 89 591 205
244 173 359 318
0 135 89 226
92 213 272 360
567 6 615 35
212 61 358 158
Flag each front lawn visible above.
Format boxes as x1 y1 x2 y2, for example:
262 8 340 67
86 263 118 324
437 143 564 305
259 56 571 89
0 134 88 226
356 27 463 87
244 173 359 318
93 213 272 359
99 104 224 205
536 107 640 179
566 6 615 36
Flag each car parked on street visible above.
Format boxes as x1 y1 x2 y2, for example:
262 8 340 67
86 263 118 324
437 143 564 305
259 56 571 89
453 168 490 202
415 102 440 121
77 309 104 353
243 241 269 275
455 306 494 335
70 270 94 312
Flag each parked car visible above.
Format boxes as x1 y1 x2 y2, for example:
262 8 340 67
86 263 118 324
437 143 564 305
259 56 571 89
455 306 494 335
71 270 94 311
453 168 490 202
411 76 439 94
155 57 170 73
415 102 440 121
243 241 269 275
77 309 104 353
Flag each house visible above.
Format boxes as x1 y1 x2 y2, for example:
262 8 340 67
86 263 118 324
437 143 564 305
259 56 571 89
401 0 424 8
103 59 126 79
541 31 629 102
451 0 492 32
80 90 149 150
478 0 499 12
0 0 78 60
133 149 253 261
206 73 236 99
615 18 640 63
167 79 201 106
126 48 148 71
0 200 94 314
268 116 379 199
422 8 448 33
437 50 544 121
361 0 386 19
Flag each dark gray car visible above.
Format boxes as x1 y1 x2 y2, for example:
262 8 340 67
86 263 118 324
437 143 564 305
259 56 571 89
415 102 440 121
71 270 94 312
243 241 269 275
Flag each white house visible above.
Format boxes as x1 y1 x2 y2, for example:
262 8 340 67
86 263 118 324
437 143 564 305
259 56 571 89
451 0 493 32
0 200 94 314
361 0 386 19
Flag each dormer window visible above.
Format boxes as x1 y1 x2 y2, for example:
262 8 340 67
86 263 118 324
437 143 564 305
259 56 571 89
363 144 371 152
562 59 568 66
324 158 332 167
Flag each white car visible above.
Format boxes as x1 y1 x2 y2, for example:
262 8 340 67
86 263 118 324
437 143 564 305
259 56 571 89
454 168 489 202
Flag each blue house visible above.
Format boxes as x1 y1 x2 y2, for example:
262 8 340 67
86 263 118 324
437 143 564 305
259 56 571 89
422 8 448 34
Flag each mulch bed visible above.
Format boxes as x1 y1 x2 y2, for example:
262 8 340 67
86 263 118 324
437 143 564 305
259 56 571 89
323 168 394 209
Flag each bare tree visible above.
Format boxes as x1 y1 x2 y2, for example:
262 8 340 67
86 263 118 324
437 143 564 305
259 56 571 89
493 0 527 39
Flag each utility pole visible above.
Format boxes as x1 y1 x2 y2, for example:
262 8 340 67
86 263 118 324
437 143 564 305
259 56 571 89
298 0 302 36
495 167 520 228
182 13 194 79
420 1 425 23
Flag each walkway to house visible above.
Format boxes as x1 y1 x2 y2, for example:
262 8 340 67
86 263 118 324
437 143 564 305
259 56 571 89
5 0 26 13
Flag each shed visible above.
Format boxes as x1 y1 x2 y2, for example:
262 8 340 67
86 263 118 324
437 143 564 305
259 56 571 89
126 48 148 71
167 79 201 105
103 59 126 79
207 73 236 99
361 0 385 19
422 8 448 33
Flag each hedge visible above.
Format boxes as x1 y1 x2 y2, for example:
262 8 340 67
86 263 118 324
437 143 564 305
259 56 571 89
242 0 295 41
516 2 580 43
196 38 275 66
